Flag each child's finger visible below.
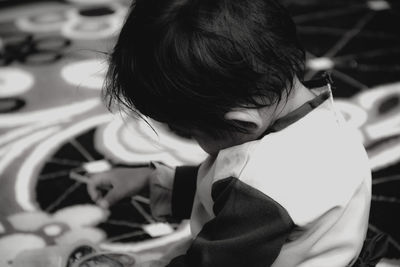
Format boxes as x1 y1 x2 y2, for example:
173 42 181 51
87 177 111 202
100 189 120 208
87 181 101 202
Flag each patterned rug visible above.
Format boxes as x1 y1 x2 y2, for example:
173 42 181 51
1 0 400 266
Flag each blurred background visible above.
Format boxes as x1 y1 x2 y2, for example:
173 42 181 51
0 0 400 266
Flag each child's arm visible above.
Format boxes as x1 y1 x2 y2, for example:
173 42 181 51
150 163 199 221
164 177 295 267
86 163 200 221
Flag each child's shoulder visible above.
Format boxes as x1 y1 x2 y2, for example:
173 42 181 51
241 96 370 221
210 85 371 224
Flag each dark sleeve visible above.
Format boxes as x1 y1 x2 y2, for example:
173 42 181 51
171 165 199 219
166 177 295 267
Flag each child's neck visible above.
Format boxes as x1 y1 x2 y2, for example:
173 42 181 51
274 77 316 121
254 77 316 136
228 77 316 148
202 77 317 155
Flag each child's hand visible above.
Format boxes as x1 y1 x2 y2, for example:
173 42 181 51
87 167 153 209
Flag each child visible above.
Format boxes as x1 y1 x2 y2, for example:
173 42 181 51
88 0 372 266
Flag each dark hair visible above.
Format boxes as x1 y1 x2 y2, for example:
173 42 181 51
105 0 305 137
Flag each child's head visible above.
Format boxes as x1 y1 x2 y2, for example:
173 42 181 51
105 0 304 146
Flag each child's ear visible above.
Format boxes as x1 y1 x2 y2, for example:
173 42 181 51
224 108 264 132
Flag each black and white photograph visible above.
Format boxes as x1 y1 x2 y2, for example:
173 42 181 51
0 0 400 266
